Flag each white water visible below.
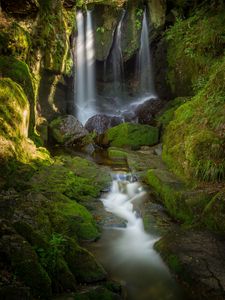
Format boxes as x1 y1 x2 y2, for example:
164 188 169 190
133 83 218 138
111 11 126 98
136 9 156 100
75 10 96 124
96 172 183 300
101 175 167 267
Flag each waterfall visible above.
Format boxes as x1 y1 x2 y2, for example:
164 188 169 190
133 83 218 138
75 10 96 124
137 9 156 100
110 10 125 98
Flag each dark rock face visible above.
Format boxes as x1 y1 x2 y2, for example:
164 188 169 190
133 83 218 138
1 0 39 15
157 230 225 300
49 115 88 145
134 98 163 125
63 0 76 9
85 114 123 135
152 35 173 100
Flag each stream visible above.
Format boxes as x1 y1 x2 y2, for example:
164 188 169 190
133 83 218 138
51 148 187 300
87 156 187 300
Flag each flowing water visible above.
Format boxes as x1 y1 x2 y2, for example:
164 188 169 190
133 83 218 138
110 10 126 98
136 9 156 101
75 10 96 124
90 169 185 300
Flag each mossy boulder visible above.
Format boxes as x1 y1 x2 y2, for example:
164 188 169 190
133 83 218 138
0 220 52 299
0 78 31 161
0 56 35 133
66 243 107 283
104 123 159 149
148 0 166 29
49 196 100 241
49 115 88 145
147 168 213 224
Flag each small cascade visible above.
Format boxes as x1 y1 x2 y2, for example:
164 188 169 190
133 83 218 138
110 10 126 98
136 9 156 100
75 10 96 124
97 172 183 300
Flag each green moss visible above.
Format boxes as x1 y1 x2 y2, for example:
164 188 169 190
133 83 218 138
108 147 128 159
0 78 30 160
105 122 159 149
3 234 52 299
65 242 106 283
166 6 225 95
0 56 36 135
49 197 99 241
0 22 31 61
162 58 225 182
146 168 213 225
202 191 225 232
157 97 189 128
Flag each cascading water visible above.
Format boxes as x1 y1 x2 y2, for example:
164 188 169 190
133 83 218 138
75 10 96 124
110 10 126 98
136 9 156 101
92 172 184 300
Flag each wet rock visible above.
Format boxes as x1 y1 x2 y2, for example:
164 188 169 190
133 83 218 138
156 230 225 300
134 98 164 125
85 114 123 135
64 239 107 283
63 0 76 9
74 286 122 300
1 0 39 15
49 115 88 145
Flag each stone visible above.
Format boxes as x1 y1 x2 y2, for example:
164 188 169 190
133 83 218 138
156 229 225 300
63 0 76 9
85 114 123 135
134 98 164 125
1 0 39 15
49 115 88 145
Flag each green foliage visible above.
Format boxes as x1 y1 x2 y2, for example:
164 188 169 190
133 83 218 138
36 233 66 276
166 6 225 95
135 8 143 30
97 26 105 33
163 58 225 182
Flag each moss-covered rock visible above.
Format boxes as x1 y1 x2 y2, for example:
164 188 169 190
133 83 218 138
94 5 122 61
49 115 88 145
0 21 31 61
202 190 225 232
166 5 225 96
147 168 213 224
65 240 107 283
162 59 225 182
0 220 52 299
104 122 159 149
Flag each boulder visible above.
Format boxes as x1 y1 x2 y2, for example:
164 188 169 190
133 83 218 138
49 115 88 145
85 114 123 135
103 122 159 149
1 0 39 15
134 98 164 125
